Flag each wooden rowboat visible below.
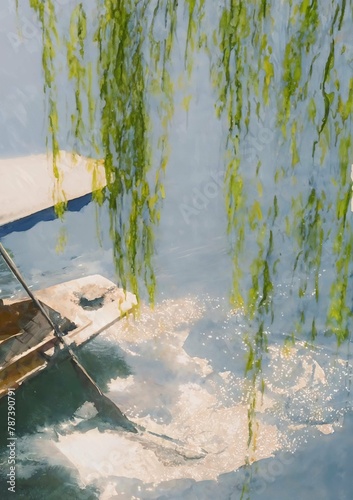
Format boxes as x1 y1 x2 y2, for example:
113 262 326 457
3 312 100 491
0 152 138 426
0 274 137 399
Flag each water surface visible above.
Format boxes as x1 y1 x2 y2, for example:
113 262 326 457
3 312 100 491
1 1 353 498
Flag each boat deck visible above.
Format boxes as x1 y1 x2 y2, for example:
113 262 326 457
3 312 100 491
0 300 76 367
0 275 137 398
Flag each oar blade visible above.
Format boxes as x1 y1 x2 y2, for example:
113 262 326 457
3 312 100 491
69 355 137 433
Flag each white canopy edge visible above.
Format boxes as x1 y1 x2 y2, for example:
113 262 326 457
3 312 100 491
0 151 106 226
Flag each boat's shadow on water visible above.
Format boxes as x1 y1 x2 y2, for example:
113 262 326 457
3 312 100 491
1 467 99 500
0 341 131 445
0 343 132 498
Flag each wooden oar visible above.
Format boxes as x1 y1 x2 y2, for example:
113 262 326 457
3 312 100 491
0 242 137 433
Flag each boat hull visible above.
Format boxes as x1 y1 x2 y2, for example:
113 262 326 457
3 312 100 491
0 275 137 398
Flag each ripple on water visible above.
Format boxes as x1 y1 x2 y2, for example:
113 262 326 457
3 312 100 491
2 294 349 498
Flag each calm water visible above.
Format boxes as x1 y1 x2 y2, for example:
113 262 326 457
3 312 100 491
1 1 353 499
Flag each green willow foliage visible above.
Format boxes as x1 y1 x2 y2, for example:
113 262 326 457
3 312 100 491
211 0 352 330
28 0 353 484
96 1 158 302
29 0 62 208
29 1 159 302
210 0 353 474
28 0 210 303
27 0 353 314
29 0 209 303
